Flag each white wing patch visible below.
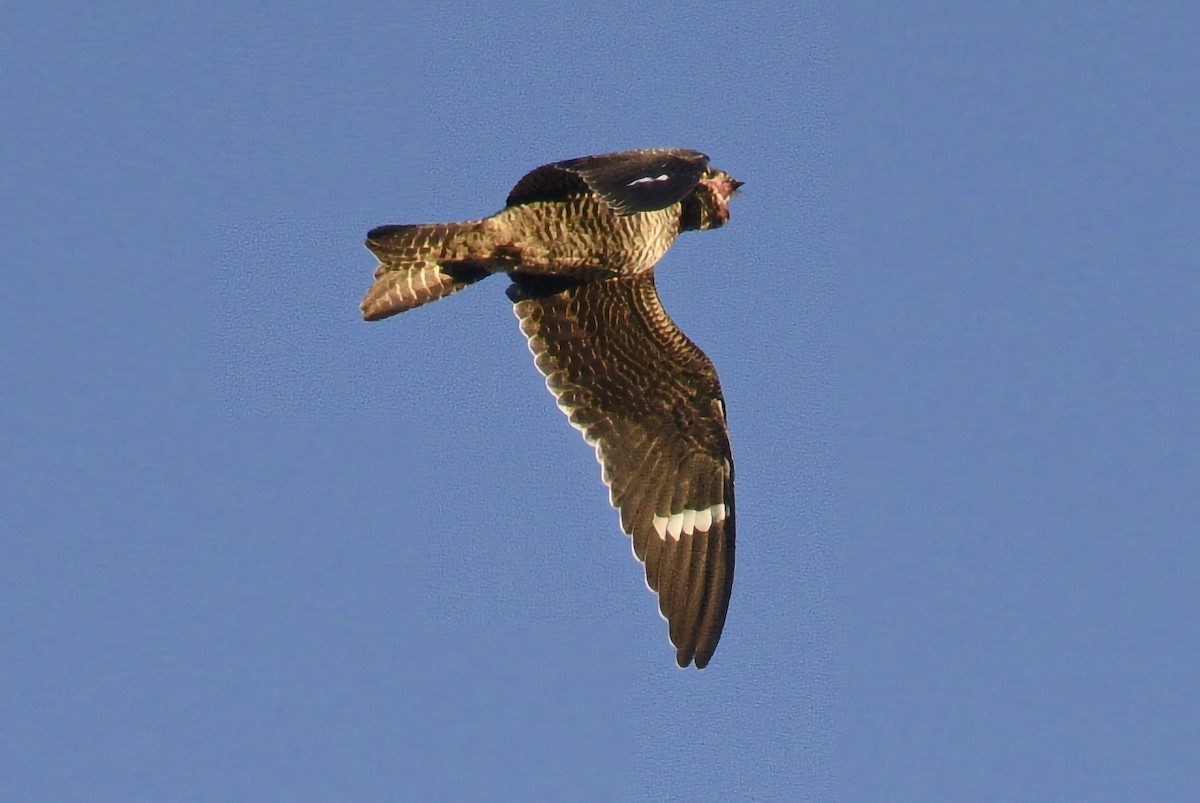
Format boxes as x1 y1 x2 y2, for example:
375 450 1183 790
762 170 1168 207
652 503 727 542
627 173 669 186
514 297 727 566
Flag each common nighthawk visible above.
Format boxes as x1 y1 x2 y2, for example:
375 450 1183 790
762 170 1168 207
362 148 742 668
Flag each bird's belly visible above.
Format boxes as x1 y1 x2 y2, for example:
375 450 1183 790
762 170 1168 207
497 202 679 277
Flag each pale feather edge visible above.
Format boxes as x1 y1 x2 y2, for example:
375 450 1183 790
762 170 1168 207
512 301 670 607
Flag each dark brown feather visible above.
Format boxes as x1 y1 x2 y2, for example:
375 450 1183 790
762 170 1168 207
510 273 735 668
506 148 710 215
364 149 741 667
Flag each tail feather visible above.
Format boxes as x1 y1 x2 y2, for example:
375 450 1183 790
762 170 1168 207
360 222 496 321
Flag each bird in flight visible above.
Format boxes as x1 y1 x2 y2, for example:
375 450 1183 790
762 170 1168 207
361 148 742 668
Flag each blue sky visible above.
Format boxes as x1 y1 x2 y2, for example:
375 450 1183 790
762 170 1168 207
4 3 1197 800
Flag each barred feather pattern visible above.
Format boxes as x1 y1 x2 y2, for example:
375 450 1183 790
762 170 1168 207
361 222 495 321
361 149 742 668
491 195 682 279
511 273 735 668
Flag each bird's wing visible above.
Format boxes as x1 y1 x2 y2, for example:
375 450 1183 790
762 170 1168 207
506 149 710 216
508 272 735 668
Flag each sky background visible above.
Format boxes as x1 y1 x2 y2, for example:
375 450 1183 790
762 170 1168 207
4 3 1198 800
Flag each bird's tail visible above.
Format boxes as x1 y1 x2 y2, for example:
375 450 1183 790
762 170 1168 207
360 221 505 321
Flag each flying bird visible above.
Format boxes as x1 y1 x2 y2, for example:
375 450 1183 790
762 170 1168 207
361 148 742 668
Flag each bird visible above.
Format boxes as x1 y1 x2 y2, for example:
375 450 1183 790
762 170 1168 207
361 148 742 668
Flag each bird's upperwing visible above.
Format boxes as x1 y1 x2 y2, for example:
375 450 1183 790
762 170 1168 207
506 149 710 216
508 272 734 668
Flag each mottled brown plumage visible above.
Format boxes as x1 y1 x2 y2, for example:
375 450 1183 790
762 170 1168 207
361 149 742 668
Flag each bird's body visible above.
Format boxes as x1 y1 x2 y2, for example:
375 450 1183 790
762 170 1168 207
361 148 742 668
491 196 681 277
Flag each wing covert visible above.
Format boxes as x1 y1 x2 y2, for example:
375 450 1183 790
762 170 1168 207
506 148 710 216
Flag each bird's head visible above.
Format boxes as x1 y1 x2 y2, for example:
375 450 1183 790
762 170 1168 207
680 168 743 232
